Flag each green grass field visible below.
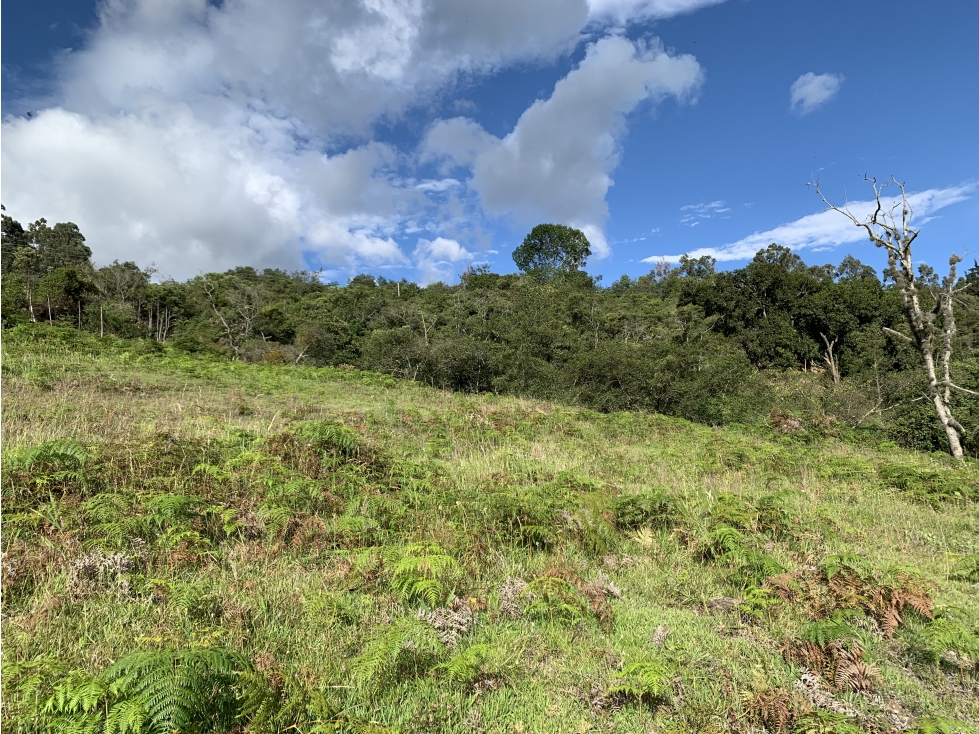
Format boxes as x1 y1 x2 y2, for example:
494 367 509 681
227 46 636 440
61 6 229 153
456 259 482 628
2 329 978 733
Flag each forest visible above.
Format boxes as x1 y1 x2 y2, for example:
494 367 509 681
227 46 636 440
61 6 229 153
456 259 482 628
4 209 978 456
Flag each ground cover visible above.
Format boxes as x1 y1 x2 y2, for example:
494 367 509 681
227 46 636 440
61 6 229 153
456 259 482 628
2 328 977 733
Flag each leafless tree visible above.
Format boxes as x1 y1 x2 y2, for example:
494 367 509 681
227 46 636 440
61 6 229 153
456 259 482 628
820 332 841 384
202 275 267 359
813 175 973 458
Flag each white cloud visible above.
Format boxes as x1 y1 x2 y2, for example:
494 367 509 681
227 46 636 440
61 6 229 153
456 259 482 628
3 0 717 279
587 0 726 22
413 236 474 284
425 36 704 260
789 72 844 115
680 200 731 225
642 183 976 263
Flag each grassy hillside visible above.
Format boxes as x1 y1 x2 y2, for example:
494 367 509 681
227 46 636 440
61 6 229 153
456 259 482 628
2 328 978 733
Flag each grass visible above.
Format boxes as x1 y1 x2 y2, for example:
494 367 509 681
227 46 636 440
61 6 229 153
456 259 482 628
2 327 978 733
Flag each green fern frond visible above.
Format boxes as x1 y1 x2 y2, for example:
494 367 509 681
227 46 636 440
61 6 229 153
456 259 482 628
913 618 979 665
793 710 866 734
909 716 976 734
700 524 748 559
822 553 871 580
434 643 495 684
297 420 361 459
104 697 148 734
102 646 246 733
605 661 672 704
520 577 590 625
16 439 89 472
801 610 864 646
950 555 979 583
350 618 444 691
387 543 459 607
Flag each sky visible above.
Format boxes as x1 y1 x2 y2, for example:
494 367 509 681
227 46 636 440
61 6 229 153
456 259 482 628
2 0 978 284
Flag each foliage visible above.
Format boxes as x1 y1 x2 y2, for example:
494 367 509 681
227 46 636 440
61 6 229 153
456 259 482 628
604 661 672 706
511 223 592 280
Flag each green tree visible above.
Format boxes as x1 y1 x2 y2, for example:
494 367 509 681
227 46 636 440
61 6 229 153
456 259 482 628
512 224 591 280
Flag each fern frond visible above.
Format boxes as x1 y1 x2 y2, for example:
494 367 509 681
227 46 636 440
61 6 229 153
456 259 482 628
801 610 863 647
102 646 246 733
605 661 672 704
104 697 148 734
950 556 979 583
17 439 89 472
793 710 865 734
822 553 870 581
909 716 976 734
387 543 459 607
350 618 444 691
434 643 495 684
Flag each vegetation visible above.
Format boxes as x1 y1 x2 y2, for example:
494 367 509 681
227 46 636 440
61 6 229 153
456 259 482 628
5 204 979 457
2 327 978 732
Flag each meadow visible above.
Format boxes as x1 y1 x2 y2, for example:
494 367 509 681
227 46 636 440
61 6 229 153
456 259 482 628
2 327 977 733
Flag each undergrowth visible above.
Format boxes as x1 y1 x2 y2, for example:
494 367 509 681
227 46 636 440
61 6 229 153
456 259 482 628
2 334 978 733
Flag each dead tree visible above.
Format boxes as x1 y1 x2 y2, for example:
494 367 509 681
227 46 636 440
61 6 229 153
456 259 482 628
814 176 972 458
820 333 841 384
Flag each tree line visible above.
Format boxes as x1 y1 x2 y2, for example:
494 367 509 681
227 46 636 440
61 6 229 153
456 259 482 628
4 210 978 456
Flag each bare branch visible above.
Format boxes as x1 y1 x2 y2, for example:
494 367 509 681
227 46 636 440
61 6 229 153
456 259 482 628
882 327 913 344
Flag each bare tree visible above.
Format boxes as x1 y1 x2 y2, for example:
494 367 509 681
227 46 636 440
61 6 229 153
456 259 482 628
201 275 266 359
813 176 972 458
820 332 841 384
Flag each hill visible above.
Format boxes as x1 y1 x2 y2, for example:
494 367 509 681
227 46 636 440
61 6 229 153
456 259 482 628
2 328 978 733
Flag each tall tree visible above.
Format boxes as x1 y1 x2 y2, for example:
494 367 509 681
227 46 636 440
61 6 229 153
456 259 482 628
815 176 973 458
512 224 591 280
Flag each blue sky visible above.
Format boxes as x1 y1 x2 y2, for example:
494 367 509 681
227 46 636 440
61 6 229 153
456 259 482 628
3 0 977 283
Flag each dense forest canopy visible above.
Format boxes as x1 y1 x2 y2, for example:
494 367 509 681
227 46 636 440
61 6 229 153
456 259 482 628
4 208 979 455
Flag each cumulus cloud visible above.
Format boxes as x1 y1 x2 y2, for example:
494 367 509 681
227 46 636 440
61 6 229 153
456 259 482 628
413 236 474 284
424 36 704 259
789 72 844 115
642 183 976 263
2 0 715 279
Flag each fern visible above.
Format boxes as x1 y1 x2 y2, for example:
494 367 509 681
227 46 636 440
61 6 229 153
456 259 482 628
822 553 871 581
8 439 89 489
907 618 979 670
297 420 361 459
15 439 89 472
387 543 459 607
101 646 246 733
612 492 676 531
793 710 865 734
909 716 976 734
950 555 979 583
434 643 498 685
700 524 749 560
801 610 864 646
350 618 444 691
710 493 758 532
520 577 590 625
605 661 672 705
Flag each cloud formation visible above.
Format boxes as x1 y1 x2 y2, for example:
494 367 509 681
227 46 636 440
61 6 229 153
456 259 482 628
680 200 730 226
643 183 976 263
789 72 844 115
424 36 704 259
413 236 474 284
2 0 715 279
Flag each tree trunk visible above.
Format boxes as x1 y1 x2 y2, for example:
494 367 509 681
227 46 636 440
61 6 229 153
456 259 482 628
820 333 840 384
100 303 104 338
